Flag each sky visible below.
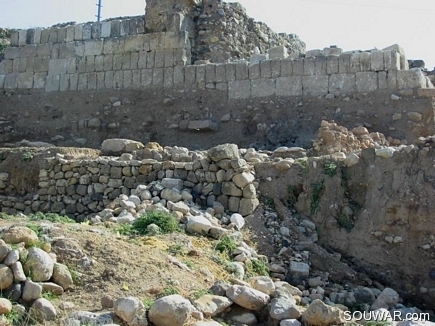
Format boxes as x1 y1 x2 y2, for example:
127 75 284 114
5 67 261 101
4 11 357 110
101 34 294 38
0 0 434 69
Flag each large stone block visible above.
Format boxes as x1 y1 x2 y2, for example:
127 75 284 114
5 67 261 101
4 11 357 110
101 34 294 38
303 57 315 75
205 64 216 83
314 56 327 75
131 70 141 89
33 28 42 44
356 72 378 92
349 53 361 73
141 69 153 86
48 28 58 43
154 50 165 68
251 79 275 97
101 22 111 38
10 31 19 46
33 73 46 89
173 65 184 84
103 38 124 54
165 31 189 49
196 65 206 83
276 76 302 96
292 59 304 76
153 68 164 85
359 52 371 71
58 27 67 42
164 67 173 87
124 35 143 52
329 73 356 95
18 30 27 46
269 45 288 60
77 73 88 90
249 63 260 79
4 47 21 60
87 72 97 89
225 63 236 81
82 24 92 40
0 74 5 88
371 51 384 71
45 75 60 92
384 50 400 71
338 53 351 73
74 24 83 41
383 44 408 70
397 69 426 89
234 61 249 80
4 73 18 89
17 72 34 88
60 74 69 91
147 51 155 68
164 50 174 67
302 75 329 96
48 59 68 76
84 40 103 56
149 32 165 50
215 64 226 82
326 56 339 74
229 80 251 99
59 43 76 59
184 66 196 85
281 59 292 76
123 70 132 89
0 60 13 74
104 71 114 89
40 29 50 43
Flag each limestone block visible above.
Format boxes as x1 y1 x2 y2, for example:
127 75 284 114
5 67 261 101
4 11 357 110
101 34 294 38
132 70 141 89
45 75 60 92
155 50 165 68
271 60 281 78
60 74 69 91
110 20 121 37
104 71 114 89
18 30 27 46
103 38 124 54
324 47 343 56
251 79 275 97
164 67 173 87
196 65 206 83
87 72 97 89
306 49 323 58
229 80 251 99
17 72 34 89
326 56 339 74
184 65 196 85
130 52 138 69
120 20 130 36
77 73 88 90
153 68 164 85
215 64 225 82
58 27 67 42
4 73 18 89
216 82 227 91
74 41 85 57
48 28 58 43
147 51 155 68
303 57 315 75
235 61 249 80
40 29 50 43
225 63 236 81
48 59 67 75
0 74 5 88
338 53 351 73
112 54 122 70
281 59 292 76
397 68 426 89
165 31 189 49
33 73 46 89
292 59 303 76
248 63 260 79
77 57 86 73
74 24 83 41
91 23 101 39
260 60 272 78
59 43 76 59
123 70 132 89
82 24 92 40
349 53 361 73
4 47 20 60
33 28 42 44
173 48 190 66
384 50 400 71
314 56 327 75
302 75 329 96
383 44 408 70
84 40 103 56
101 22 111 38
387 71 397 89
371 51 384 71
174 65 184 84
204 65 215 83
65 26 75 42
356 72 378 92
141 69 152 86
149 32 165 50
52 43 60 58
275 76 302 96
164 50 174 67
94 55 104 72
137 51 147 69
10 31 19 46
124 35 143 52
0 60 13 74
250 54 268 64
329 74 356 95
70 74 79 90
269 45 288 60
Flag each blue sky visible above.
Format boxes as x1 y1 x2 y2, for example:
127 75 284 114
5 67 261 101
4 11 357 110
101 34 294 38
0 0 434 69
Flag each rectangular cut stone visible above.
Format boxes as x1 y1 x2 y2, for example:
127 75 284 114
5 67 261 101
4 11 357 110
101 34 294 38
51 43 60 59
17 72 34 88
216 82 227 91
18 30 27 45
48 28 58 43
74 24 83 41
271 60 281 78
78 73 88 90
235 62 248 80
4 73 18 89
132 70 141 89
113 54 122 70
16 58 27 72
48 59 67 75
384 50 400 71
251 78 275 97
95 55 104 72
45 75 60 92
173 48 189 66
0 74 5 88
70 73 78 90
153 68 164 85
74 42 85 57
329 74 356 95
33 73 46 88
292 59 304 75
164 31 188 49
66 26 75 42
260 60 272 78
59 43 76 59
164 67 173 87
275 76 302 96
60 74 69 91
86 56 95 72
138 51 147 69
103 38 124 54
141 69 152 86
356 72 378 92
104 71 114 88
302 75 329 96
36 44 51 57
147 51 155 68
248 63 260 79
205 65 216 83
303 57 315 75
184 65 196 85
269 45 288 59
215 64 225 82
124 35 143 52
327 56 339 74
378 71 388 89
110 20 120 37
225 63 236 81
120 20 129 36
164 50 174 67
174 65 184 84
101 22 111 38
97 71 105 89
154 50 165 68
196 65 206 83
87 72 97 89
349 53 361 73
10 31 19 46
387 71 397 89
77 57 87 73
21 45 37 57
228 80 251 99
338 54 351 73
360 52 371 71
58 27 67 42
4 47 21 60
315 56 327 75
123 70 132 88
82 24 92 40
84 40 103 56
397 69 426 89
114 71 123 88
33 28 42 44
130 52 139 69
281 59 292 76
371 51 384 71
34 57 49 72
149 33 165 50
40 29 50 43
0 60 13 74
91 23 101 39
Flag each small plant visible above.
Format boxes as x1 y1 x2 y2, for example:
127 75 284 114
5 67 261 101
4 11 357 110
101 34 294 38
26 223 42 237
166 244 185 256
22 150 33 163
190 288 211 300
29 212 75 223
260 197 275 210
4 309 22 325
157 286 180 298
324 161 338 177
336 214 355 232
117 223 137 236
244 259 269 278
142 298 154 309
68 267 83 286
133 211 181 235
184 260 195 269
215 236 237 257
27 240 49 250
41 291 59 300
294 157 309 172
310 181 324 215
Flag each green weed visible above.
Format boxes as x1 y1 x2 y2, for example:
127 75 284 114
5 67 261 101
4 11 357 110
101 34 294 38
215 236 237 257
29 212 75 223
166 244 185 256
336 214 355 232
260 197 275 210
26 223 42 237
244 259 269 278
117 223 137 236
310 181 324 215
41 291 59 301
157 286 180 298
22 150 33 163
133 211 180 235
190 288 211 300
324 161 338 177
142 298 154 309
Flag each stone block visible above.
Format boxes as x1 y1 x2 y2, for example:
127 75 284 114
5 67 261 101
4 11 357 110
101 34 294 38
141 69 152 86
17 72 34 88
123 70 132 88
149 33 165 50
48 28 58 43
216 82 227 91
225 63 236 81
383 44 408 70
33 57 49 73
359 52 371 71
91 23 101 39
188 120 218 132
0 74 5 88
173 65 184 84
120 20 130 36
138 51 147 69
58 27 67 42
84 40 103 56
154 50 165 68
33 28 42 44
271 60 281 78
59 43 76 59
74 24 83 41
349 53 361 73
153 68 164 85
164 67 173 87
251 78 275 97
387 71 397 89
324 47 343 56
329 74 356 95
260 60 272 78
205 65 216 83
302 75 329 96
10 31 19 46
40 28 50 43
87 72 97 89
147 51 155 68
338 53 351 73
378 71 388 90
165 31 189 49
356 72 378 92
113 54 122 70
196 65 206 83
248 63 260 79
132 70 141 89
306 49 324 57
48 59 67 75
124 35 143 52
74 42 85 57
173 48 189 66
397 69 426 89
82 24 92 40
77 57 86 73
234 61 249 80
229 80 251 99
4 73 18 89
104 71 114 89
51 43 60 59
130 52 139 69
77 73 88 90
292 59 304 75
65 26 75 42
103 38 124 54
21 44 36 58
36 44 50 57
281 59 292 76
101 22 111 38
0 60 13 74
18 30 27 46
33 73 46 89
4 47 20 60
303 57 315 75
60 74 69 91
384 50 400 71
276 76 302 96
371 51 384 71
70 74 78 90
326 56 339 74
269 45 288 59
45 75 60 92
95 55 104 72
13 58 27 73
215 64 225 82
184 65 196 85
110 20 120 37
164 50 174 67
250 54 268 64
315 56 327 75
96 71 105 89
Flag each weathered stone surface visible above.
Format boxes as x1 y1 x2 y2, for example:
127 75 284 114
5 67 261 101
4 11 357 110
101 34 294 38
208 144 239 162
30 298 57 321
397 69 426 89
289 261 309 279
2 226 38 245
226 285 270 311
250 276 276 295
101 139 144 155
186 215 212 234
302 75 328 96
22 280 42 301
270 297 302 320
303 299 344 326
114 296 145 324
232 172 254 189
0 298 12 315
238 198 259 216
52 263 74 290
149 294 193 326
329 74 356 95
24 247 54 282
194 294 233 317
371 287 399 310
0 264 13 290
275 76 302 96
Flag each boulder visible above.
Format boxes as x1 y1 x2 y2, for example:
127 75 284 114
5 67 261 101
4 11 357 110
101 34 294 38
161 188 183 202
226 285 270 311
302 299 345 326
250 276 276 295
0 245 11 262
24 247 54 282
22 280 42 301
114 296 145 325
52 263 74 290
101 139 144 155
270 297 302 320
370 287 399 310
232 172 255 188
0 298 12 315
230 213 245 230
208 144 240 162
186 215 212 234
149 294 194 326
2 226 38 246
194 294 233 317
30 298 57 321
0 264 13 290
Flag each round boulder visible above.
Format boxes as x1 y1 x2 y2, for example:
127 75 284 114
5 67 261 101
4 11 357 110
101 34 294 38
24 248 54 282
0 264 13 290
149 294 194 326
2 226 38 246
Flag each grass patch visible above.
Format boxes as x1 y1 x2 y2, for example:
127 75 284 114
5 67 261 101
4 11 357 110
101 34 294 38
336 214 355 232
4 309 22 325
68 267 83 286
190 288 211 300
29 212 75 223
324 161 338 177
22 150 33 163
166 244 186 256
310 181 324 215
133 211 180 235
215 236 237 257
26 223 42 237
142 298 154 309
41 291 59 301
244 259 269 278
260 197 275 210
157 286 180 298
117 223 137 236
294 157 309 172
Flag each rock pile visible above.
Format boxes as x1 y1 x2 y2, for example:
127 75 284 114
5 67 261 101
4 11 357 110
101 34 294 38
0 225 74 324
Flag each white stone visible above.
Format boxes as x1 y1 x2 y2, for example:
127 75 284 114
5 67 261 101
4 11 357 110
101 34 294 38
230 213 245 230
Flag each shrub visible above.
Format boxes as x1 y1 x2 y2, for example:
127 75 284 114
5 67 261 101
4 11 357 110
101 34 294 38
215 236 237 256
324 161 338 177
132 211 180 235
244 259 269 278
